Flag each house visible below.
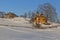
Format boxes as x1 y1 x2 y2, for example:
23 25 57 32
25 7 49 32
4 12 18 18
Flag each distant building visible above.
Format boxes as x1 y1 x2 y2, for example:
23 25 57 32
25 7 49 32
4 12 18 18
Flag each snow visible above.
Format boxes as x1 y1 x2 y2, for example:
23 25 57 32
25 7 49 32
0 17 60 40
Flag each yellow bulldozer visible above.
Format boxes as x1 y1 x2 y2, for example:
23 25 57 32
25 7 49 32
32 13 47 29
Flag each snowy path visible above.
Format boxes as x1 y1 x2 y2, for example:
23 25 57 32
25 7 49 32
0 26 60 40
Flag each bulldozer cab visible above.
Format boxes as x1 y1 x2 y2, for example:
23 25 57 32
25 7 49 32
34 14 47 24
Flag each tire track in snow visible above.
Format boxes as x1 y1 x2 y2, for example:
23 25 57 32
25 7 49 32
0 26 32 33
0 26 40 36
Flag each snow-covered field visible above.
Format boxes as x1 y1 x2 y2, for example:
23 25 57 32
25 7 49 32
0 17 60 40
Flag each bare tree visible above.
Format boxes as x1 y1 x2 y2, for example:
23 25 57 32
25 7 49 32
38 3 59 22
24 12 27 18
28 11 32 18
31 12 36 18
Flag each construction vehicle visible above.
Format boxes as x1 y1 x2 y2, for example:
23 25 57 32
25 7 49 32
32 13 47 29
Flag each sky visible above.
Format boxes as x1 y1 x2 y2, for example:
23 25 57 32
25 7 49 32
0 0 60 19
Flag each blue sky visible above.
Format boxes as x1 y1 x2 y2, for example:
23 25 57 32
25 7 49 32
0 0 60 19
0 0 40 15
